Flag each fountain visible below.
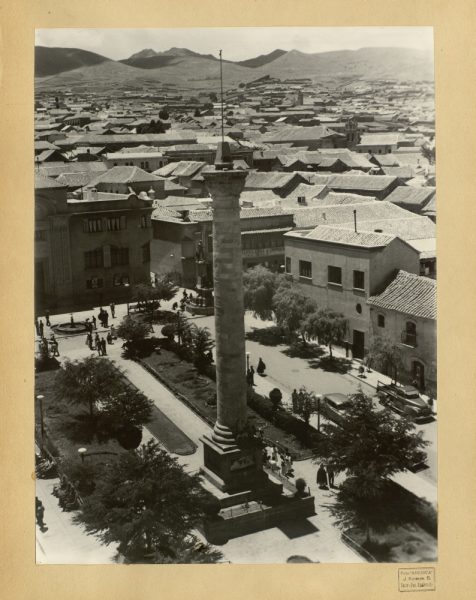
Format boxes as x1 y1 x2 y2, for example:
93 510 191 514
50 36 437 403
52 313 89 335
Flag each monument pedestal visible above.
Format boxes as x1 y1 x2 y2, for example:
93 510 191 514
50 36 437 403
200 433 280 496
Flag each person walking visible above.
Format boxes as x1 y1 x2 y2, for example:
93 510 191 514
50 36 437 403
110 302 116 318
92 315 97 330
39 319 44 338
94 332 100 350
35 497 45 530
103 310 109 327
291 389 299 412
327 465 335 488
45 310 51 327
316 464 328 489
257 357 266 376
101 338 107 356
106 331 113 345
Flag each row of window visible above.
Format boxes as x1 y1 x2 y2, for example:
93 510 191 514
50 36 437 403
242 236 284 250
86 274 130 289
84 244 150 270
83 215 150 233
287 258 365 290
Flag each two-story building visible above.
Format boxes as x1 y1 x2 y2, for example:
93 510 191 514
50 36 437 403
151 206 295 288
35 174 153 311
284 225 420 358
367 270 436 392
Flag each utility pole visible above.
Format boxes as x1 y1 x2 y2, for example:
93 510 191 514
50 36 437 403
219 49 225 143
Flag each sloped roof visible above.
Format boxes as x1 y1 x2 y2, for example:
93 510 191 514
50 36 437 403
327 174 398 192
385 186 436 209
367 153 400 167
358 133 401 146
367 270 436 319
34 173 67 189
262 125 345 143
56 172 94 188
86 166 161 187
39 162 107 178
337 216 435 241
172 161 207 178
381 166 414 179
300 225 396 248
245 171 300 190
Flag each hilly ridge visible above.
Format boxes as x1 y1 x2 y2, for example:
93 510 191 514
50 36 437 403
35 46 434 90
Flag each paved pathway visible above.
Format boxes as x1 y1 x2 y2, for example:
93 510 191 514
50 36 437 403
36 294 436 563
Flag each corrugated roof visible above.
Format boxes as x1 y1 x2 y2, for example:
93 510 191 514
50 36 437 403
367 270 436 319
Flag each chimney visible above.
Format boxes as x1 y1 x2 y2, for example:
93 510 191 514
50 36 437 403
353 209 357 233
148 187 156 200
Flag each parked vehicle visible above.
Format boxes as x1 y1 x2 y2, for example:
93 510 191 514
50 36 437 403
376 381 432 422
320 393 356 427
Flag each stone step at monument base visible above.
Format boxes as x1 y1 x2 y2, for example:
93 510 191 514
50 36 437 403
200 492 316 546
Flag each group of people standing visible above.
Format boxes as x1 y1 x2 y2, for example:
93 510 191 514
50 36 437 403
246 357 267 386
263 445 294 479
36 314 60 358
316 463 337 489
85 331 109 356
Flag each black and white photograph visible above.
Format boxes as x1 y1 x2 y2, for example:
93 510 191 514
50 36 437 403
33 26 437 565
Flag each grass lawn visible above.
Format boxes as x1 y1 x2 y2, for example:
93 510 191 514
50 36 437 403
140 348 317 460
147 405 197 456
35 369 125 468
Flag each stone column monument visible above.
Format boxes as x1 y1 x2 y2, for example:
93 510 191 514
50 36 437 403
200 149 268 494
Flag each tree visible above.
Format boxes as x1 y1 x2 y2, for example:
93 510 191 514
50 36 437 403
272 281 317 342
158 108 169 120
116 315 151 346
54 356 120 418
133 276 178 322
367 336 403 383
74 440 209 562
322 391 428 486
304 308 347 359
137 119 166 134
191 324 215 368
176 311 192 349
420 143 435 166
238 82 246 89
100 387 153 430
242 265 282 320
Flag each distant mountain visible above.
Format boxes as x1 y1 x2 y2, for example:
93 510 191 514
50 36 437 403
35 45 434 90
35 46 111 77
121 47 220 69
237 49 287 68
253 47 434 82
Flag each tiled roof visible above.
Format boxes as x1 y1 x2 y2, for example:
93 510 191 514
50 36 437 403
151 207 183 223
56 172 94 188
172 161 207 178
34 173 67 189
385 186 436 208
86 166 161 186
262 125 344 143
337 216 435 241
367 270 436 319
381 166 414 179
245 171 299 190
153 162 180 177
367 153 400 167
39 162 107 178
358 133 401 146
301 225 396 248
327 174 398 192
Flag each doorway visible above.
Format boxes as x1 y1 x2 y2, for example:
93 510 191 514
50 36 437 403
412 361 425 392
352 330 365 359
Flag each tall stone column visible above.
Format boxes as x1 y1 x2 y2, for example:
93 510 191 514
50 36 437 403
204 170 247 446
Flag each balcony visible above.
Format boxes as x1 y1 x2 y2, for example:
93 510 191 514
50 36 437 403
401 331 417 347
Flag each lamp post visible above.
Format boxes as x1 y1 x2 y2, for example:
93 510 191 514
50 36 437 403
37 395 45 450
124 282 130 315
78 447 87 463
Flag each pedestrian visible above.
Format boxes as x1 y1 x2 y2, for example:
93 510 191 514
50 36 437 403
257 357 266 376
45 310 51 327
35 318 40 336
172 302 178 311
280 454 287 477
327 465 335 488
95 332 100 349
110 324 116 339
92 315 97 330
316 464 328 489
52 339 60 357
291 389 299 412
85 332 91 347
101 338 107 356
39 319 44 338
110 302 116 318
106 332 113 345
104 311 109 327
35 497 45 529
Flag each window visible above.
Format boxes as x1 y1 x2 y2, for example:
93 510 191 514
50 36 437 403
377 314 385 328
84 248 104 269
35 230 47 242
106 216 126 231
111 246 129 267
86 277 104 289
83 218 103 233
299 260 312 279
353 270 365 290
113 274 130 287
285 257 291 273
142 242 150 263
328 265 342 285
140 214 150 228
356 303 362 314
402 321 417 346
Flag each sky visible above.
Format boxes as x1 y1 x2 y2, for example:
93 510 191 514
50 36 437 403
35 27 433 62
